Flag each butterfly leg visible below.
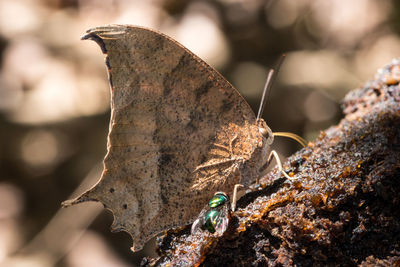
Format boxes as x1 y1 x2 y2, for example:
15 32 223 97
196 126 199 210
231 184 244 211
194 157 242 172
228 134 238 153
266 150 293 180
212 143 231 153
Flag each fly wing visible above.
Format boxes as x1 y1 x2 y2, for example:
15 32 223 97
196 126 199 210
191 204 209 235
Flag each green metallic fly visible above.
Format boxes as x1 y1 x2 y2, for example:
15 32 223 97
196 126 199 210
191 192 231 235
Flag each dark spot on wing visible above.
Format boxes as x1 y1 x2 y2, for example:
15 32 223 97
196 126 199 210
163 54 187 97
159 153 172 165
221 99 233 112
186 110 204 132
195 80 213 102
161 193 168 204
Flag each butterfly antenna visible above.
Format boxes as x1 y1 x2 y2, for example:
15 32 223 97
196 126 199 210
255 55 307 147
256 54 286 122
256 69 274 121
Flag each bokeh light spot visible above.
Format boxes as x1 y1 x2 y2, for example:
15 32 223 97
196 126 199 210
21 130 59 168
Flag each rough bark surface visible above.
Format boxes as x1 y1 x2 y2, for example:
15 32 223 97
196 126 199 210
142 59 400 266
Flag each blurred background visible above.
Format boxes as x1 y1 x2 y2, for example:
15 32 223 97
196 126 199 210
0 0 399 266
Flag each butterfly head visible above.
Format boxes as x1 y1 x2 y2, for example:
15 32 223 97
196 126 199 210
237 118 274 187
257 118 273 145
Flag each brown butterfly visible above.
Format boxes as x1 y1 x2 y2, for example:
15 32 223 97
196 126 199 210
63 25 303 251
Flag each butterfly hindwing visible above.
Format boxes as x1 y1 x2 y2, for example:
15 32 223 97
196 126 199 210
65 25 268 251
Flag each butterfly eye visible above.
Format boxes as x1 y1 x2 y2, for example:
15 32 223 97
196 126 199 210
258 119 273 143
259 127 268 136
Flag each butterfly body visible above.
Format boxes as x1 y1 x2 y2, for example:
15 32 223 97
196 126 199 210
65 25 273 251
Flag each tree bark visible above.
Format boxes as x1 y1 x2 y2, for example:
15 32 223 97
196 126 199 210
142 59 400 266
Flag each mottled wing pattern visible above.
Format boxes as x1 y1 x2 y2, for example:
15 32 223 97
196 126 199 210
64 25 266 251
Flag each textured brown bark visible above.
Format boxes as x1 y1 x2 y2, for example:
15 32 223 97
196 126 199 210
142 59 400 266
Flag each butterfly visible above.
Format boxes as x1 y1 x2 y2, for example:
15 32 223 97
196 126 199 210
63 25 303 252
